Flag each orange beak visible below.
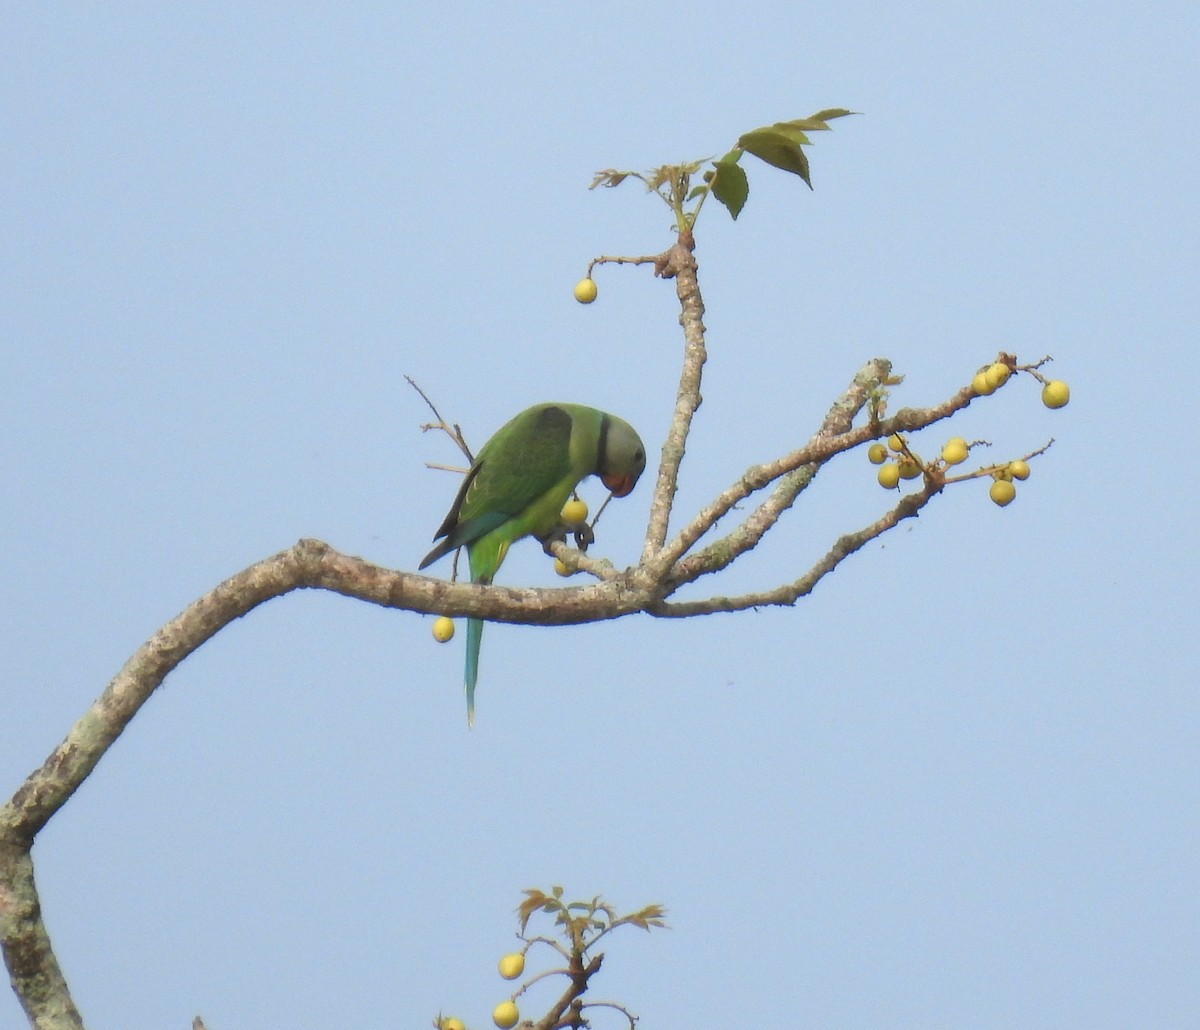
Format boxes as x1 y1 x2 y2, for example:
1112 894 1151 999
601 472 635 497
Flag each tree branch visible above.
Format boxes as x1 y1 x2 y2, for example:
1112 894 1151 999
641 230 704 559
0 357 1004 1026
644 357 893 581
1 542 655 843
663 383 975 588
651 478 941 616
0 843 83 1030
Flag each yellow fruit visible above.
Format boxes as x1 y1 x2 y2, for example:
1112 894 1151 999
989 479 1016 506
941 437 969 465
867 442 888 465
898 457 923 480
441 1020 465 1030
887 433 905 452
1008 459 1031 480
877 463 901 489
432 616 455 643
971 372 994 396
1042 380 1070 408
493 1000 520 1029
984 362 1011 389
561 498 588 525
498 952 525 980
554 557 574 577
573 277 598 304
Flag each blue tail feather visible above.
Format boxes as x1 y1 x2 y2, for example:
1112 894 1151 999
465 616 482 727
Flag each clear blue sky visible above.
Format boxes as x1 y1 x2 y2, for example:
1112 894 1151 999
3 3 1197 1027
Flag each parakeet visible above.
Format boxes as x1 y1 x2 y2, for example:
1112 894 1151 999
419 402 647 725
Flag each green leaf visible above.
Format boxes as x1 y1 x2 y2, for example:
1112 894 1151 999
737 128 812 187
710 157 749 219
764 120 812 145
776 109 858 133
808 107 856 123
686 184 709 202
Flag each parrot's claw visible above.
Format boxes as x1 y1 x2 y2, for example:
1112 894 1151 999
572 523 595 552
540 521 594 555
540 524 569 556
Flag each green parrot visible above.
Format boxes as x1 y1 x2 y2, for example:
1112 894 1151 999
419 402 647 725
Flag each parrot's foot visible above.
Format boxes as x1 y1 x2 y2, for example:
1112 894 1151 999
572 522 595 552
540 525 569 556
540 522 595 556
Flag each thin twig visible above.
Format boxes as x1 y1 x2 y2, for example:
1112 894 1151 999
943 438 1055 485
405 375 474 463
586 254 663 277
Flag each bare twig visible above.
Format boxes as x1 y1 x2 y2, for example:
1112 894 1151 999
406 375 475 463
943 438 1055 485
579 999 639 1029
586 254 662 277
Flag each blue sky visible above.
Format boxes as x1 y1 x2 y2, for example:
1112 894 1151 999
3 3 1197 1027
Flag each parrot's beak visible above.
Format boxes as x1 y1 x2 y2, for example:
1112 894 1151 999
602 472 635 497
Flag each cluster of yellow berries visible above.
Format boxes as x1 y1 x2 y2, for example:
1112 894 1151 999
437 952 527 1030
868 360 1069 508
868 434 924 489
971 360 1070 410
987 459 1030 507
970 361 1013 395
871 433 1036 507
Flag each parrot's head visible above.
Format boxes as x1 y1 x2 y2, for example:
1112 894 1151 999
597 414 647 498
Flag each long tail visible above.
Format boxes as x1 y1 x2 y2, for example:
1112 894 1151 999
464 616 483 727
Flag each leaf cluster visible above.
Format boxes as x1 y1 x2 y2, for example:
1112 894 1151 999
590 108 856 225
518 886 667 951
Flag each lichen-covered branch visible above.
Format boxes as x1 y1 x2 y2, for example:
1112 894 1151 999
645 357 893 579
0 357 1011 1026
650 478 941 616
0 844 83 1030
0 543 646 1027
664 383 976 587
641 230 705 560
1 542 657 844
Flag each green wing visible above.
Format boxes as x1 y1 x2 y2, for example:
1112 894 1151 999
419 405 577 568
461 405 575 522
